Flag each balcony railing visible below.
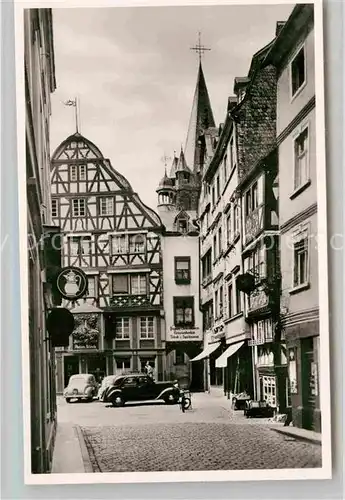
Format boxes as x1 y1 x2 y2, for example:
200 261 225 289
109 294 151 309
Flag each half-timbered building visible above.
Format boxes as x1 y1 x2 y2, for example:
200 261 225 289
50 132 165 391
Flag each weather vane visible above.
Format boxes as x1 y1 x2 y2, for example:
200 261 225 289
190 31 211 62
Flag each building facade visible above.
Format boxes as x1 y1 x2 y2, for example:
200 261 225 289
198 98 252 396
268 5 320 430
156 151 203 390
233 39 288 411
25 8 58 473
50 133 165 391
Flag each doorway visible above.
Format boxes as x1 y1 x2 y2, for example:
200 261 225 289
302 338 316 430
87 355 107 383
64 355 79 387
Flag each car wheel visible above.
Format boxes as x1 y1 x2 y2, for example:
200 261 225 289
111 394 124 407
66 398 71 404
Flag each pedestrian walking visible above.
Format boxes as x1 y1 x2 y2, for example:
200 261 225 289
145 361 154 379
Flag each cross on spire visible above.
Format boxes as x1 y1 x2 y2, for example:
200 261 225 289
161 153 171 175
190 31 211 62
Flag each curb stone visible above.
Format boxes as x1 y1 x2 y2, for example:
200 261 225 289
268 426 322 446
74 425 95 473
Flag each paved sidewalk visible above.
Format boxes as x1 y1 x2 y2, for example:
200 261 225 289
268 424 322 445
196 391 322 445
51 422 86 474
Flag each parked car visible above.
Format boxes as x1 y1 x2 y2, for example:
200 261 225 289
103 374 180 407
97 375 121 401
64 374 98 403
244 400 275 418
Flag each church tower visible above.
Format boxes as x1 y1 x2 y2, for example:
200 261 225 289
184 61 215 175
156 36 215 392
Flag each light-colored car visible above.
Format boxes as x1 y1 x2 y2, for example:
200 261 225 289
64 374 98 403
97 375 120 401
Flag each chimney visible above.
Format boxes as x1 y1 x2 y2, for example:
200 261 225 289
276 21 286 37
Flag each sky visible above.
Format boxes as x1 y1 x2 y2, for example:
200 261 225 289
50 3 294 210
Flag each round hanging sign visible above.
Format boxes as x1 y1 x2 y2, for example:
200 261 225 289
56 266 88 300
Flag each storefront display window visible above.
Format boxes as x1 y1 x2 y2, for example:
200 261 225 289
261 375 276 407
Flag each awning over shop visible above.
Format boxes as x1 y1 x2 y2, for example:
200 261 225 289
190 342 221 362
215 341 244 368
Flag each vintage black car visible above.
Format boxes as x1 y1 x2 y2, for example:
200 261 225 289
103 374 180 407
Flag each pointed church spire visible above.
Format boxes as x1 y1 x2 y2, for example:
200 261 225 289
185 38 215 174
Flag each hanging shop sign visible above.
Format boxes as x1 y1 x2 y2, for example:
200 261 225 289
56 267 88 300
167 326 202 342
47 308 75 347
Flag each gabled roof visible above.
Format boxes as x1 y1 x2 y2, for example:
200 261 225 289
51 132 104 161
51 132 163 228
184 62 215 172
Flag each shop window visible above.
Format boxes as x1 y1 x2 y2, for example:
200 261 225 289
175 257 191 284
294 126 309 190
291 45 306 97
115 358 131 373
115 318 130 339
262 375 276 407
140 316 154 339
174 296 194 327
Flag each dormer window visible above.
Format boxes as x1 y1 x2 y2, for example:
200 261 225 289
177 218 188 233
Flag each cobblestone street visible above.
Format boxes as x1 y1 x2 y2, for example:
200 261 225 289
57 394 322 472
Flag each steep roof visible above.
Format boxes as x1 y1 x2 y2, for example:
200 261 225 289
184 62 215 172
175 147 192 174
169 154 179 178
